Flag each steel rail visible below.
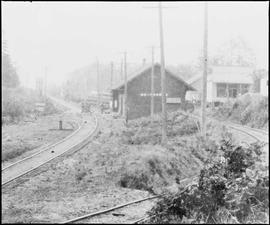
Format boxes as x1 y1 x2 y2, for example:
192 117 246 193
227 125 261 142
185 112 267 143
2 120 81 172
130 114 268 224
55 111 267 224
225 122 268 136
2 115 98 186
130 123 268 224
59 177 197 224
60 195 160 224
59 112 267 224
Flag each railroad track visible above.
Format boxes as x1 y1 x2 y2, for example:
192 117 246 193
2 98 99 187
59 176 198 224
58 113 268 224
2 120 81 172
186 112 268 143
227 123 268 143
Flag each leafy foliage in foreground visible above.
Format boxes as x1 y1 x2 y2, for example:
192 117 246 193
148 139 268 224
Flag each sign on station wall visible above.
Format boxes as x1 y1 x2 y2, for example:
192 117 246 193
166 98 181 104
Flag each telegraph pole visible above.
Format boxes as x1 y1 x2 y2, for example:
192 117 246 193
120 59 123 82
159 2 167 145
143 2 172 144
110 62 114 90
44 67 48 97
124 51 128 124
201 2 208 139
96 58 101 110
151 46 155 120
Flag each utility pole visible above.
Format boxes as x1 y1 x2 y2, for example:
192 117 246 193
110 61 114 90
159 2 167 145
96 58 101 110
201 2 208 139
123 51 128 124
120 59 123 82
44 67 48 97
151 46 155 120
143 2 174 144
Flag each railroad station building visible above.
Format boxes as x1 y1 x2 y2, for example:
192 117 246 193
111 63 195 120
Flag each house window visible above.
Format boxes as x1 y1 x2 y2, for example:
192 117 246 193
217 83 227 97
228 84 238 98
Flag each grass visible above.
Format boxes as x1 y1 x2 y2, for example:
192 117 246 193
122 111 199 145
1 110 251 223
2 141 36 162
1 113 78 163
115 111 230 194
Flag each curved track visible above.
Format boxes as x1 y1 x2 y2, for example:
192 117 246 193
2 121 81 172
59 113 268 224
2 98 99 186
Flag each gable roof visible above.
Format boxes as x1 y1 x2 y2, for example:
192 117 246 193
112 63 196 91
187 66 254 85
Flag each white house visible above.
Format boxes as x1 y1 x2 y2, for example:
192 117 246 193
260 76 268 97
186 66 254 103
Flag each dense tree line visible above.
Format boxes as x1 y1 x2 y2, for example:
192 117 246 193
2 39 19 88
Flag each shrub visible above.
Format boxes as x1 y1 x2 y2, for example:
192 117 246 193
121 111 198 145
147 138 268 224
2 98 25 123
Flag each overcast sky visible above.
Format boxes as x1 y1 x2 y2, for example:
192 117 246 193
2 1 269 88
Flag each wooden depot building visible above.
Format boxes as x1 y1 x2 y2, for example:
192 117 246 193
111 63 196 120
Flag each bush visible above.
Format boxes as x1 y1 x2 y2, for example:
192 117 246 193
147 139 268 224
121 111 198 145
2 99 25 123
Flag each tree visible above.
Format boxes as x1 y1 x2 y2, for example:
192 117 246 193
211 37 256 67
2 39 19 88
